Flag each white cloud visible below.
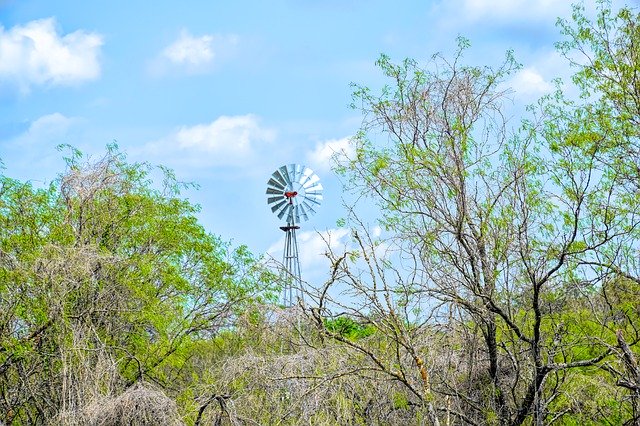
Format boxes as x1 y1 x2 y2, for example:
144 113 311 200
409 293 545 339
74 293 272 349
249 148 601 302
460 0 629 22
266 225 392 292
158 30 238 74
143 114 275 168
4 112 78 154
461 0 570 22
0 18 102 92
8 113 76 145
0 113 79 183
163 31 213 66
306 137 354 173
498 49 579 102
507 67 553 98
267 228 351 273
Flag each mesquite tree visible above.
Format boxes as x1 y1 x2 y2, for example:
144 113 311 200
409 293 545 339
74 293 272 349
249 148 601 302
316 3 640 422
0 145 274 424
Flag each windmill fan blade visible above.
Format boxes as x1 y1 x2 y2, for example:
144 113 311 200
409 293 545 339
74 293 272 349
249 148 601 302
267 186 285 196
267 196 284 205
266 187 283 195
305 194 323 202
294 204 302 223
299 168 313 187
271 199 288 213
299 204 309 221
268 177 285 190
272 206 288 220
304 196 321 206
273 171 288 188
307 194 322 202
302 174 319 188
305 188 323 195
286 164 295 183
302 200 316 215
279 166 292 186
287 164 299 185
305 182 323 192
278 204 292 220
272 170 285 185
305 190 323 199
305 192 323 201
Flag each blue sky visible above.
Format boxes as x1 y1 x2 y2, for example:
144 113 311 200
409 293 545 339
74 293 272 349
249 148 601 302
0 0 635 285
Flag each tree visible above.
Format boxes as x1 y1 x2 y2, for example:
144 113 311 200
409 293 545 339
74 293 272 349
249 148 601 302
0 145 275 424
318 5 640 421
558 1 640 190
555 2 640 421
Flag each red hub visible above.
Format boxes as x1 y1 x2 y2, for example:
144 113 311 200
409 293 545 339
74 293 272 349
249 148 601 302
284 191 298 198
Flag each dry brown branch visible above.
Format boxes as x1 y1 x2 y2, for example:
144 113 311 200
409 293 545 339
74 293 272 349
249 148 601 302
81 382 183 426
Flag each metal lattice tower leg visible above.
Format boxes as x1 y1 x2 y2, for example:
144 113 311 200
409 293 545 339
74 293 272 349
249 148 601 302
281 222 302 308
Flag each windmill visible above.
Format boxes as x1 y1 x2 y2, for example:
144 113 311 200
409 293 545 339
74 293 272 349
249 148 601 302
266 164 323 307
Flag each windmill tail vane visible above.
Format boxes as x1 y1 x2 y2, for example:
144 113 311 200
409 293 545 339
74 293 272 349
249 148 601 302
266 164 322 308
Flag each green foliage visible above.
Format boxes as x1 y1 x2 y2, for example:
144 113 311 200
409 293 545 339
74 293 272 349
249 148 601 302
556 0 640 194
335 1 640 424
324 316 375 340
0 146 275 423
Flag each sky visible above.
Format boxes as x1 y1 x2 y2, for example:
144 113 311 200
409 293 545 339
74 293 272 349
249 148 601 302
0 0 636 287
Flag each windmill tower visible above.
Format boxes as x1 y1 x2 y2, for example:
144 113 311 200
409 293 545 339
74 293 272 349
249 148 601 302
266 164 323 307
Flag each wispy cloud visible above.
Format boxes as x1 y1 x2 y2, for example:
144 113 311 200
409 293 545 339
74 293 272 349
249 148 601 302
0 112 79 182
460 0 571 22
266 225 391 289
8 113 76 145
0 18 102 93
267 228 351 274
498 48 579 102
1 113 80 164
306 136 353 173
155 29 238 74
142 114 276 168
163 31 214 66
507 67 553 98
